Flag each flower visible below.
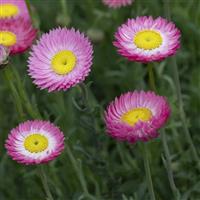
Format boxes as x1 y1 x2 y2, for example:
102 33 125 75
0 45 10 66
114 16 181 63
5 120 65 165
104 91 170 143
28 27 93 92
103 0 133 8
0 17 37 54
0 0 29 20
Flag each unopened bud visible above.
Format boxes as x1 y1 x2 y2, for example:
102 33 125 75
87 28 105 43
56 14 71 26
0 45 10 68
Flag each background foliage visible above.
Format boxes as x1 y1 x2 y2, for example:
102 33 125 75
0 0 200 199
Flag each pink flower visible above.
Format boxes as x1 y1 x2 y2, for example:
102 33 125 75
103 0 133 8
0 0 30 20
5 120 65 165
114 16 181 63
104 91 170 143
28 27 93 92
0 17 37 54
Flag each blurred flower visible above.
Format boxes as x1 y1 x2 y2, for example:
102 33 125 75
28 28 93 92
105 91 170 143
56 14 71 26
5 120 65 165
114 16 181 63
103 0 133 8
0 17 37 54
0 0 30 20
0 45 10 67
87 28 105 43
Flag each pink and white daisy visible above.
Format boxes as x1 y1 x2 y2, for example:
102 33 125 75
28 27 93 92
114 16 181 63
5 120 65 165
0 17 37 54
0 0 29 19
103 0 133 8
105 91 170 143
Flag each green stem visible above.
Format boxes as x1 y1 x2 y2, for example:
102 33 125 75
25 0 41 32
163 0 199 166
59 0 70 26
147 63 180 197
171 127 183 154
147 63 157 92
39 165 54 200
65 144 88 194
12 67 41 119
65 144 95 200
161 130 180 199
60 0 68 16
3 67 25 121
25 0 33 22
4 63 41 120
142 143 156 200
163 0 171 20
172 58 199 164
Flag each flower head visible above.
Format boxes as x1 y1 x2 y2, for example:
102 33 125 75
28 27 93 92
0 45 10 66
5 120 65 165
103 0 133 8
0 0 29 20
0 17 37 54
114 16 181 63
105 91 170 143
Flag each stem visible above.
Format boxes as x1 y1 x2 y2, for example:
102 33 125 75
60 0 68 16
171 127 183 154
161 130 180 199
39 165 54 200
163 0 171 20
65 144 95 200
147 63 180 196
147 63 157 92
3 67 25 121
142 143 156 200
73 83 90 112
25 0 41 32
12 67 41 119
163 0 199 165
25 0 33 22
172 58 199 164
59 0 70 26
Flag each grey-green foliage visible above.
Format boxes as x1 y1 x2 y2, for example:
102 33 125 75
0 0 200 199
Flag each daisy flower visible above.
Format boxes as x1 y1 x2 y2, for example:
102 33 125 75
5 120 65 165
0 17 37 54
28 27 93 92
103 0 133 8
105 91 170 143
0 0 29 19
114 16 181 63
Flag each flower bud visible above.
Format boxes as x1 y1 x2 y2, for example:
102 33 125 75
87 28 105 43
0 45 10 68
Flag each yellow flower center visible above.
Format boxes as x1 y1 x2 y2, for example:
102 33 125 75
0 31 17 46
0 4 19 18
24 134 49 153
134 30 162 50
51 50 77 75
121 108 152 126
